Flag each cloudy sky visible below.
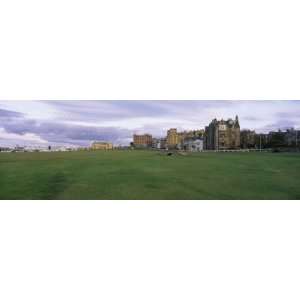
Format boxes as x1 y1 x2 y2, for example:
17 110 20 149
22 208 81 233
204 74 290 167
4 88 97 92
0 100 299 147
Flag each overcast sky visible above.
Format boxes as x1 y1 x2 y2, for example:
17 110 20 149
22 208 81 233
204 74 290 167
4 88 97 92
0 100 299 147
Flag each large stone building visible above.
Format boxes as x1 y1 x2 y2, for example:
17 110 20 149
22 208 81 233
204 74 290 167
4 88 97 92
166 128 179 149
204 116 240 150
91 142 113 150
133 134 153 148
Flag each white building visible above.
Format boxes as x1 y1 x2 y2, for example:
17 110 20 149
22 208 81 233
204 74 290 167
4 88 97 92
183 138 203 152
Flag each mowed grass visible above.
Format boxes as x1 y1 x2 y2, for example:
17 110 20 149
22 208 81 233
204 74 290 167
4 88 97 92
0 150 299 199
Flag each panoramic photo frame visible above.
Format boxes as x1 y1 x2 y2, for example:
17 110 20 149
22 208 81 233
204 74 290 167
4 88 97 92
0 100 299 200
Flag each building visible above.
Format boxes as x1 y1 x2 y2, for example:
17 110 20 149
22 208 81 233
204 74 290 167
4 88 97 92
157 138 167 149
180 129 204 140
166 128 205 150
133 134 153 148
183 138 203 152
204 116 240 150
14 146 25 152
284 128 299 147
152 138 161 149
240 130 256 149
91 142 113 150
166 128 179 149
0 147 11 152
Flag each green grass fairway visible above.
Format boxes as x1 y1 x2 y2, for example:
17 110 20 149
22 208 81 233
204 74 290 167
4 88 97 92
0 150 299 199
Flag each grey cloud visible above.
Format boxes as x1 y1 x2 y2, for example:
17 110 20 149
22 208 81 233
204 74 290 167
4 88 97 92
243 116 260 121
1 109 132 146
44 100 172 122
257 120 296 133
0 108 24 119
276 111 300 119
44 100 242 124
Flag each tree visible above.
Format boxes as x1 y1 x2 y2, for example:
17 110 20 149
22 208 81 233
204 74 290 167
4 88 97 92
269 132 285 148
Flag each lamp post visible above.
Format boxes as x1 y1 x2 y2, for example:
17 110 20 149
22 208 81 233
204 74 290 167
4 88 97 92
217 130 219 152
260 134 262 152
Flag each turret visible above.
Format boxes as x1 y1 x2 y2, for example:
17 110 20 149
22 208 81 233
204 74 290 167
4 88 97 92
235 115 240 127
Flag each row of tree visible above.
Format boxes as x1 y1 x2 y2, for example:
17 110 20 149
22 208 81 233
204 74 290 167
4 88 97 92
241 129 299 149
